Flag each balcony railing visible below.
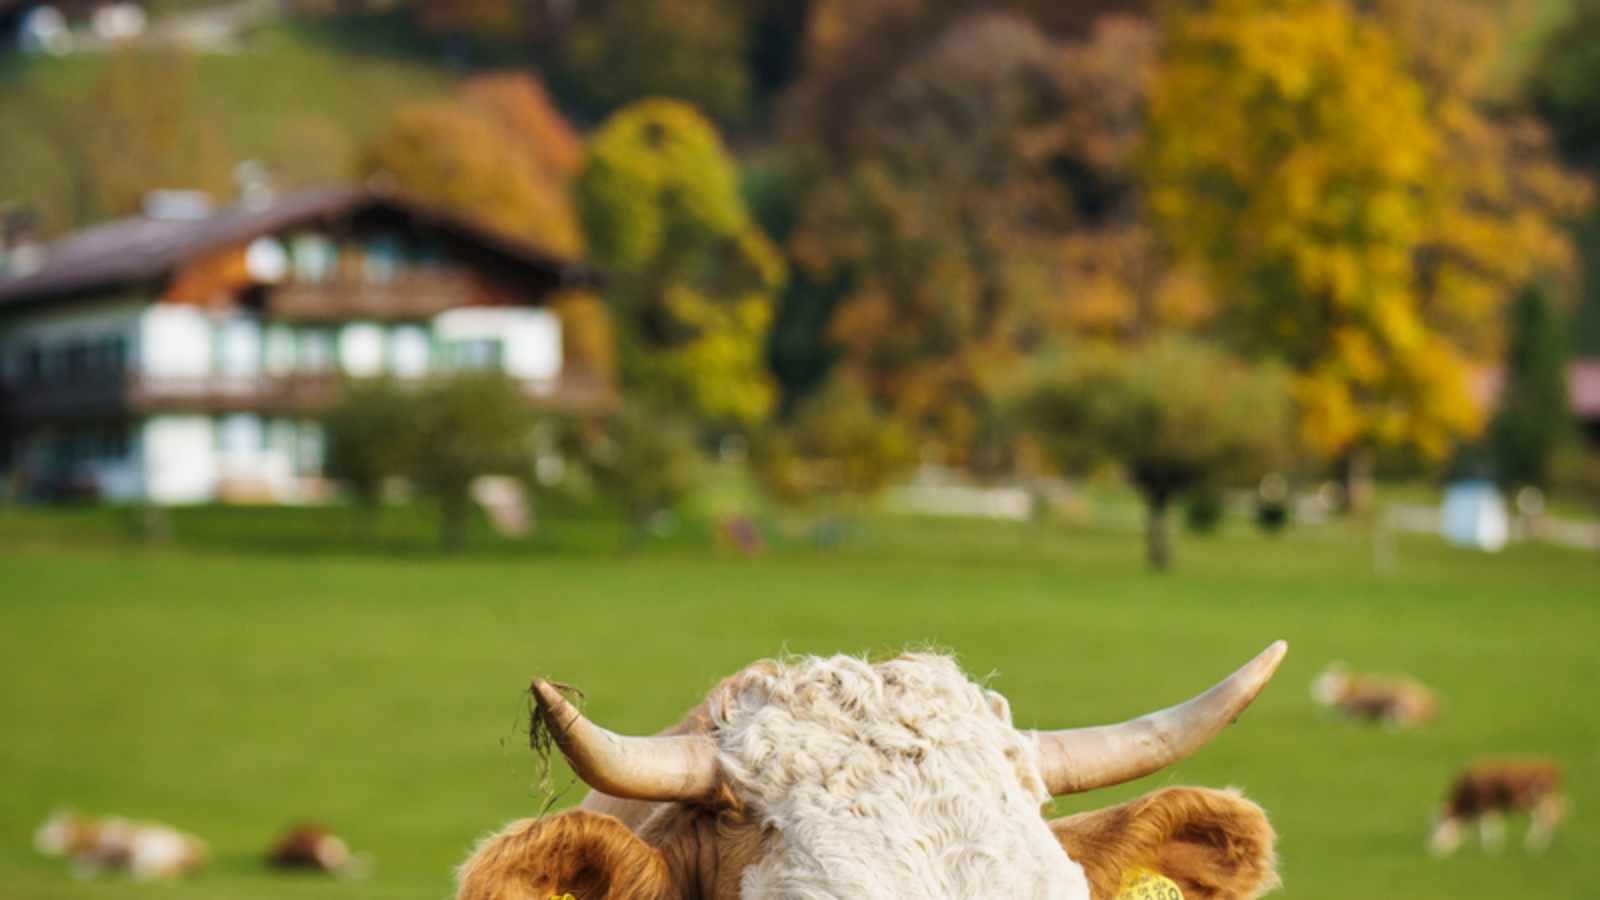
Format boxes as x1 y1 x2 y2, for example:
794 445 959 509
268 271 481 322
1 368 615 421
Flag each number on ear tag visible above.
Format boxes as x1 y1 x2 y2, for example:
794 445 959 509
1116 868 1183 900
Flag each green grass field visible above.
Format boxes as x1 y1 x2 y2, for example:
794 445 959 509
1 505 1596 898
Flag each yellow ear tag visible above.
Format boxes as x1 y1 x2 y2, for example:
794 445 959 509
549 895 576 900
1116 868 1183 900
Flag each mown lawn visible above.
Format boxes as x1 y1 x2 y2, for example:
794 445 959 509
0 505 1595 898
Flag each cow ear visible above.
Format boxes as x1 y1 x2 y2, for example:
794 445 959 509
1048 787 1279 900
457 810 676 900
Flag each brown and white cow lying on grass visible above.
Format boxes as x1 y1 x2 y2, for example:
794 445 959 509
1427 758 1565 856
1309 663 1436 729
34 810 208 880
266 824 370 878
458 642 1288 900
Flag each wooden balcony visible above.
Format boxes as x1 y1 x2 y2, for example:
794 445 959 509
267 271 484 322
2 368 616 423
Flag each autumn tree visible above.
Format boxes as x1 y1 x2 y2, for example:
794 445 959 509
1013 339 1292 570
558 0 755 125
576 99 785 428
752 376 914 505
360 73 584 257
1144 0 1584 481
410 373 536 552
788 14 1195 463
784 0 1155 152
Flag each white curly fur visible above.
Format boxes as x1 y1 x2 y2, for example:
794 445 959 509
707 654 1089 900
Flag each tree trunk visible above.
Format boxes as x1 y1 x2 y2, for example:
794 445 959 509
1145 491 1172 571
1337 447 1374 514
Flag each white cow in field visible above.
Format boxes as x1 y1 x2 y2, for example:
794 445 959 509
459 642 1289 900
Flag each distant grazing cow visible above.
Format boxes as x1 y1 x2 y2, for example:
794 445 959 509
1428 759 1565 856
458 642 1289 900
266 824 368 877
1310 663 1436 728
34 810 207 880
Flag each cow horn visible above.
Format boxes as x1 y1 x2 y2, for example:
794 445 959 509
1032 640 1287 796
532 680 722 802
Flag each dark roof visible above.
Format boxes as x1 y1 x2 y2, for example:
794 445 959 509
0 185 594 309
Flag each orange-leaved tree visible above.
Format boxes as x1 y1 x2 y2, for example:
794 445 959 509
360 73 585 259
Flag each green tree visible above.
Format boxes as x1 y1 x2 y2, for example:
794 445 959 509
586 402 704 539
322 374 535 550
752 376 914 505
1013 339 1292 570
322 377 419 510
1488 284 1572 489
1527 0 1600 170
577 99 785 429
411 374 536 552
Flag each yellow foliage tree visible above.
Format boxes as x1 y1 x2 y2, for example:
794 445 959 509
576 100 784 428
1144 0 1584 465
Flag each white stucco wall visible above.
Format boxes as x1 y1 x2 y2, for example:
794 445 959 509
141 415 217 504
140 305 213 378
339 321 386 377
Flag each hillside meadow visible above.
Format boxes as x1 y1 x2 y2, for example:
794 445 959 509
0 504 1596 898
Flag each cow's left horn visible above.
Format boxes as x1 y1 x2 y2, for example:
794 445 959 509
532 680 722 802
1032 640 1287 796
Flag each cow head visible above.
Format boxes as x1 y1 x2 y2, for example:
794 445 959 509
459 642 1287 900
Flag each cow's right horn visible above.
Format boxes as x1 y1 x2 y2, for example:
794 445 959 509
532 680 722 802
1032 640 1287 796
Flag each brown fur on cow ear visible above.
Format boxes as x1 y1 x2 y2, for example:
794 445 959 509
1048 787 1280 900
457 810 676 900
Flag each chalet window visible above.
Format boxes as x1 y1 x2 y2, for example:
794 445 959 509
443 337 503 372
363 235 403 284
389 324 430 379
63 339 89 383
298 328 335 373
218 413 265 457
290 234 337 283
295 420 325 474
106 335 128 374
17 342 43 385
413 238 445 269
97 428 129 462
264 325 296 376
216 317 262 378
267 418 298 458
